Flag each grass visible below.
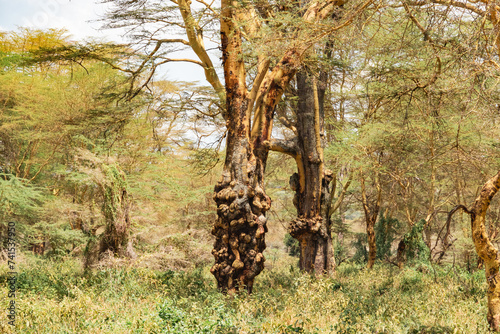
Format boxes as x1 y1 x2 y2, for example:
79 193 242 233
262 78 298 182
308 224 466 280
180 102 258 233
0 254 491 333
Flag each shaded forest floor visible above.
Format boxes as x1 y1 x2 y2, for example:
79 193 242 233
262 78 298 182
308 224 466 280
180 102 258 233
0 252 491 333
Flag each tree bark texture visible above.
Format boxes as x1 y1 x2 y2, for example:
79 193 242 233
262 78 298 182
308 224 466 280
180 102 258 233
288 70 335 275
210 0 301 293
365 214 377 269
469 170 500 331
360 172 381 269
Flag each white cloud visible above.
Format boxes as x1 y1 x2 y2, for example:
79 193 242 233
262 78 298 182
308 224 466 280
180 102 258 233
0 0 211 82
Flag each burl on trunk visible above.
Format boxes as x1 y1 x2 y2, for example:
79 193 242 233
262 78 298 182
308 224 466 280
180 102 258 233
288 70 335 275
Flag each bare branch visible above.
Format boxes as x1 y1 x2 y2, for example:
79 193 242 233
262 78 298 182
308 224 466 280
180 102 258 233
432 205 472 261
178 0 225 104
152 38 191 46
329 172 353 216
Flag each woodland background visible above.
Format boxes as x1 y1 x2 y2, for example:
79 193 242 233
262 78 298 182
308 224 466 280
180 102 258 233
1 0 500 332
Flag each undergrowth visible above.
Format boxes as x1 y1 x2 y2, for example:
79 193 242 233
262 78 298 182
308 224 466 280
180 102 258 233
0 254 490 333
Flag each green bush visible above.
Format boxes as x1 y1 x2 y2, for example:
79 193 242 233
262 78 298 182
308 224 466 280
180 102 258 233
352 233 368 264
404 220 430 263
284 233 300 257
158 297 238 334
0 255 492 333
375 215 401 260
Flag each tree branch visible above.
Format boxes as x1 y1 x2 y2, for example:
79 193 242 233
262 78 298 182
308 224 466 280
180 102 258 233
177 0 225 105
263 138 298 157
329 172 353 217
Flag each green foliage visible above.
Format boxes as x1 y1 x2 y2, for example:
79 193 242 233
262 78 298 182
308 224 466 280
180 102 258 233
189 148 221 176
334 236 348 265
31 220 88 257
0 174 44 218
375 215 401 260
284 233 300 257
351 233 368 264
0 254 493 333
404 220 430 263
0 51 28 70
102 164 128 223
158 297 238 334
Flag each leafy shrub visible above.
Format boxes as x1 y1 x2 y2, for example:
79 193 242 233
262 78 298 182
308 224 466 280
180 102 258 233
352 233 368 264
399 269 424 293
284 233 300 257
157 267 214 298
375 215 401 260
404 220 430 263
158 296 238 334
334 235 348 265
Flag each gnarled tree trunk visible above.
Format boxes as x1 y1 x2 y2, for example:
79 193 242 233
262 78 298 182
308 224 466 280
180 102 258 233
288 70 335 275
210 0 301 293
469 170 500 331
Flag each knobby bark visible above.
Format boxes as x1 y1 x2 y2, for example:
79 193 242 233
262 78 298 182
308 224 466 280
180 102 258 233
210 0 303 293
103 0 361 289
287 70 335 275
468 171 500 331
165 0 348 292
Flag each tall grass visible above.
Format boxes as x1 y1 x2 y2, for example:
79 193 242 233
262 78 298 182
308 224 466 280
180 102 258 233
0 254 490 333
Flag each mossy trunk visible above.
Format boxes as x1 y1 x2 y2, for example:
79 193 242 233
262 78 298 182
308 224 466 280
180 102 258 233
469 171 500 331
84 165 132 269
288 70 335 275
100 165 131 257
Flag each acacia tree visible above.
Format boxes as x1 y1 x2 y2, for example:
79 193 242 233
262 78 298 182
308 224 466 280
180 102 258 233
277 65 352 274
360 169 381 268
215 0 371 282
213 0 353 292
453 172 500 331
408 1 500 329
103 0 373 290
360 2 500 327
287 69 336 274
0 27 151 260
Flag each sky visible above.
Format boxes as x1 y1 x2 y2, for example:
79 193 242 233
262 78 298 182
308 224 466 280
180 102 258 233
0 0 211 83
0 0 116 41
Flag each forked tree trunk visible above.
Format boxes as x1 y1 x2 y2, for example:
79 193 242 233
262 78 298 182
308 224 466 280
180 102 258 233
288 70 335 275
210 0 301 293
468 170 500 331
